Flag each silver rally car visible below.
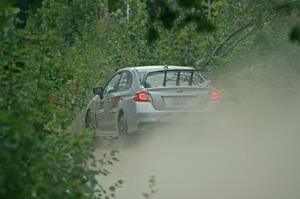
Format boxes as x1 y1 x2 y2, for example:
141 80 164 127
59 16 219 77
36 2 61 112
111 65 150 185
84 66 220 136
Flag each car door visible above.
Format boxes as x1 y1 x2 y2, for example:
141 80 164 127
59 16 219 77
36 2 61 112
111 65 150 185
96 72 122 130
105 71 133 130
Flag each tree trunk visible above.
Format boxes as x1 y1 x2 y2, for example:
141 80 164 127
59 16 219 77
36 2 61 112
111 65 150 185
207 0 212 18
126 4 130 22
173 0 177 11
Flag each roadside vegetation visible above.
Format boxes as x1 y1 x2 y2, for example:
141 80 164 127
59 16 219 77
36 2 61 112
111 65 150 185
1 0 299 198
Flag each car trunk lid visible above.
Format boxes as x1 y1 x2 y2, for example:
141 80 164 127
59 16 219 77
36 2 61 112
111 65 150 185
147 87 210 110
142 69 211 110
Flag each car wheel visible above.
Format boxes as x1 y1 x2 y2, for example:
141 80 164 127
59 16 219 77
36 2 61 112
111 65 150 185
118 114 128 135
85 110 96 129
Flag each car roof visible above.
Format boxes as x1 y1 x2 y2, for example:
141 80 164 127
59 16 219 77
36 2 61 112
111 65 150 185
131 65 195 73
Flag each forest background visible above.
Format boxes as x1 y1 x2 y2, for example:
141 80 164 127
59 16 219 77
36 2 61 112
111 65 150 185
1 0 300 198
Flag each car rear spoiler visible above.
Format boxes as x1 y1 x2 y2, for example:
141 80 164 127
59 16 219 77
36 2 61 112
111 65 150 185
142 69 213 87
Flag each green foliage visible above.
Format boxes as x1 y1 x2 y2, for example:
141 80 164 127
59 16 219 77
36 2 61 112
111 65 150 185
276 0 300 43
290 26 300 44
1 0 300 198
0 1 119 198
145 0 215 41
0 1 20 30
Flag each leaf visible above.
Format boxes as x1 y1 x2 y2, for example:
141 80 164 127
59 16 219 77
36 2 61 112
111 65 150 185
142 193 149 198
147 26 159 43
290 26 300 44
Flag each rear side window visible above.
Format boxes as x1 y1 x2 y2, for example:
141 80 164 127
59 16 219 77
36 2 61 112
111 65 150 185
118 71 132 91
179 71 192 86
165 71 178 86
144 70 205 88
180 71 205 87
144 72 164 88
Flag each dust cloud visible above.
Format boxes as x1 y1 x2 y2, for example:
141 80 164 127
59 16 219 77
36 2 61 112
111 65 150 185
95 45 300 199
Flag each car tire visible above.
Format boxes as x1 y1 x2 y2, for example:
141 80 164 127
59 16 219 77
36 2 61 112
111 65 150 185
118 114 128 135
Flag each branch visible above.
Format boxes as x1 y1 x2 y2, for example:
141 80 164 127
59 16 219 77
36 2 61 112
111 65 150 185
196 23 254 67
217 27 255 58
212 22 253 56
196 25 256 67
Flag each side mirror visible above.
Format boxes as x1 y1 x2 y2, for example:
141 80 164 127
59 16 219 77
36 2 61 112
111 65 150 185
93 86 103 96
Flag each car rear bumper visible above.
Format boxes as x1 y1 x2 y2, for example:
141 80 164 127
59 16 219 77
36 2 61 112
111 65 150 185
137 110 217 123
132 101 220 132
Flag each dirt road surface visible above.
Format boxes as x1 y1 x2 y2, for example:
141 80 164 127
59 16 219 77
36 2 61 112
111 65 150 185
95 110 300 199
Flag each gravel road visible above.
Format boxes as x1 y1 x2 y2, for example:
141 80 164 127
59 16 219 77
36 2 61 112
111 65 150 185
95 109 300 199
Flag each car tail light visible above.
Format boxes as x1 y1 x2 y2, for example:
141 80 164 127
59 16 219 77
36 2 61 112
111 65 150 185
134 91 152 102
209 89 220 101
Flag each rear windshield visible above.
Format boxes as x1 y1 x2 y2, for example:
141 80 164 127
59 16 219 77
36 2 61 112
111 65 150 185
144 70 206 88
